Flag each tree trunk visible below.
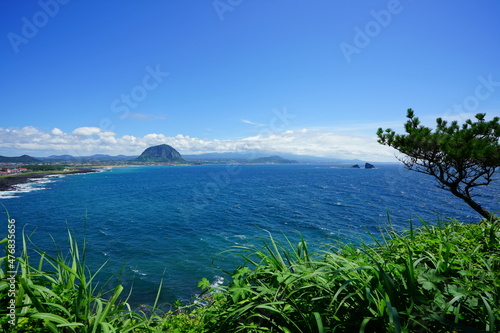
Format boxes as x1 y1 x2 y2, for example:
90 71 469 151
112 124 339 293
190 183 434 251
450 189 496 220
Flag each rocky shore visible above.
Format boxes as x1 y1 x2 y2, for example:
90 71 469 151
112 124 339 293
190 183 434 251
0 168 99 192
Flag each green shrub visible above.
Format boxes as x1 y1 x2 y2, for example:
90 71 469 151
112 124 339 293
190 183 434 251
200 219 499 332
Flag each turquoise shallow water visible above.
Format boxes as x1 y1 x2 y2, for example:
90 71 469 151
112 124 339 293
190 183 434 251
1 164 499 308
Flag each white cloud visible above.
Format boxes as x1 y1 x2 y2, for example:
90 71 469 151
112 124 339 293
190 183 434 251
241 119 266 127
51 128 64 136
0 126 398 161
100 136 117 145
72 127 103 136
20 126 43 136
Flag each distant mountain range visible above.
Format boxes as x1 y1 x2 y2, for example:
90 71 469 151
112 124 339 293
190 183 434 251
0 155 40 163
182 152 365 164
0 147 379 165
35 151 368 164
41 154 136 161
249 155 297 164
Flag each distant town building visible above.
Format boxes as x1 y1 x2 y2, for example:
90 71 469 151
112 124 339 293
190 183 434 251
0 168 27 175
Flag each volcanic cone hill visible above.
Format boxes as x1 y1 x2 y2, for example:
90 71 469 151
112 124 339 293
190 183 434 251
134 144 187 163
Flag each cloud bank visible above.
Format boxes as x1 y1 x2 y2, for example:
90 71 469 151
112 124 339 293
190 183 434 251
0 126 397 161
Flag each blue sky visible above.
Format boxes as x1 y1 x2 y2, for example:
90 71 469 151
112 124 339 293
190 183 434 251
1 0 499 161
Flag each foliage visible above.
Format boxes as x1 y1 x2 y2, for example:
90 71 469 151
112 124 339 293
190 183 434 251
20 165 70 172
376 109 500 220
0 228 147 332
1 217 499 332
200 220 500 332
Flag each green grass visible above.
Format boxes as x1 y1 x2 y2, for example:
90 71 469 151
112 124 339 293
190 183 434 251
20 165 70 172
0 165 83 179
1 216 499 332
200 218 499 332
0 227 147 332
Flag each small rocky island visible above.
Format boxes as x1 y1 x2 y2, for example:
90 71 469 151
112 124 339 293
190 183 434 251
329 162 376 169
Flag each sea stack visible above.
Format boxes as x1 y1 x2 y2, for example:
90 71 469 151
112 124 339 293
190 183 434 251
365 163 375 169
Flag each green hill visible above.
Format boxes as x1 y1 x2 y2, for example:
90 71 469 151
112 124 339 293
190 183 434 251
0 154 40 163
134 144 186 163
250 155 297 164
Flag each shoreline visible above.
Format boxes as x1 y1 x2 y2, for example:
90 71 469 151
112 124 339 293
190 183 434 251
0 167 100 192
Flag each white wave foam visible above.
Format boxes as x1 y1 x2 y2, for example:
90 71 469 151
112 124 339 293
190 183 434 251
0 192 20 199
210 275 225 289
132 269 147 276
0 175 65 199
234 234 247 240
28 179 56 185
12 183 48 192
194 275 225 306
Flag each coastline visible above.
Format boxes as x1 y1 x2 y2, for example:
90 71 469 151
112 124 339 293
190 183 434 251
0 167 100 192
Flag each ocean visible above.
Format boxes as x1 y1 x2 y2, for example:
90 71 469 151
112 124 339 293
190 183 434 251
1 164 499 309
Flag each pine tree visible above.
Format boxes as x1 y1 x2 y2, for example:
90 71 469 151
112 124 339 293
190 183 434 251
377 109 499 220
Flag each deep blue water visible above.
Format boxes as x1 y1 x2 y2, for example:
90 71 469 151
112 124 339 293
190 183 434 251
1 164 499 308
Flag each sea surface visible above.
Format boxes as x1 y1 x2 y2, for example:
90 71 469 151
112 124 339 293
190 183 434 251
1 164 499 309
